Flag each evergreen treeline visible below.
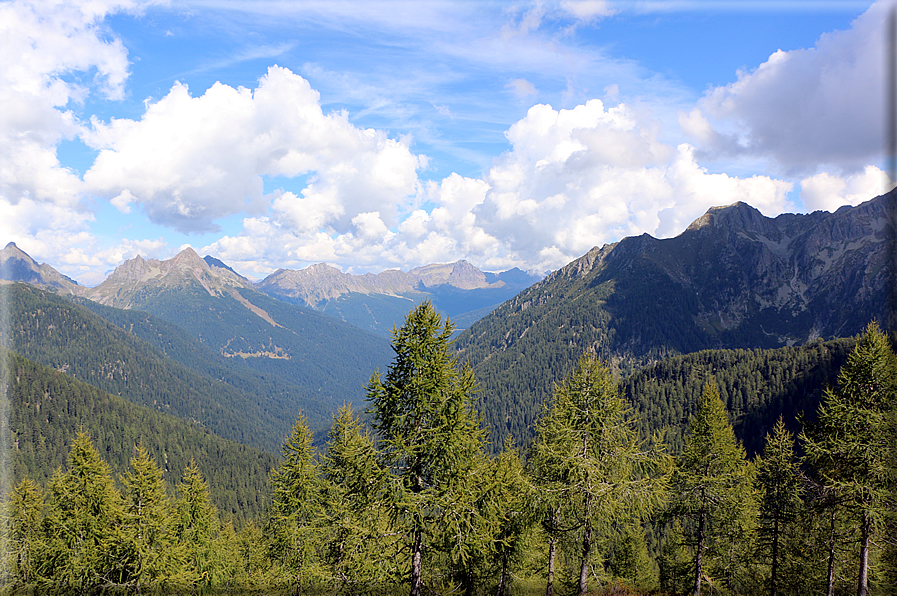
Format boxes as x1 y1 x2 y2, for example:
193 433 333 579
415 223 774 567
4 304 894 596
7 350 275 521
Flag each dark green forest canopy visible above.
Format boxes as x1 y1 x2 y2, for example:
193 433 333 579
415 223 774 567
465 335 854 456
6 350 274 521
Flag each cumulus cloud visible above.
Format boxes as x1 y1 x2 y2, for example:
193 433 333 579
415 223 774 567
696 1 885 174
83 66 427 233
0 0 142 210
800 165 890 212
206 98 795 277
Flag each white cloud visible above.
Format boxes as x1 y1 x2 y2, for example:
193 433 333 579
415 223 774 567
507 78 539 99
697 1 886 174
0 0 143 210
800 165 890 212
84 66 426 233
205 98 796 277
561 0 616 20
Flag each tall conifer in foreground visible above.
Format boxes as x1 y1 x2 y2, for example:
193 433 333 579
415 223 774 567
268 413 323 593
120 440 181 589
319 404 396 590
366 301 487 596
532 353 670 596
43 430 125 590
802 322 897 596
668 381 756 596
755 417 804 596
175 459 220 588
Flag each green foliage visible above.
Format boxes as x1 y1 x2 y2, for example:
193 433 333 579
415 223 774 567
755 418 805 596
532 353 670 595
268 414 325 592
319 405 398 590
366 301 488 595
667 382 757 595
801 322 897 595
3 479 44 586
7 349 275 520
174 459 220 588
41 430 126 590
119 440 183 589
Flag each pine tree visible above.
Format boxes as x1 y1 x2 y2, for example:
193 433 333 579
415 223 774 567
801 322 897 596
366 301 487 596
268 413 323 593
531 353 670 596
668 381 756 596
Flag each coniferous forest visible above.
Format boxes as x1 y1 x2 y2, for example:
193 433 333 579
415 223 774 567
1 302 895 595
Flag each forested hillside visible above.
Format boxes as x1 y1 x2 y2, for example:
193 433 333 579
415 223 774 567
3 309 893 596
86 248 394 411
5 283 300 452
7 350 275 520
458 194 890 451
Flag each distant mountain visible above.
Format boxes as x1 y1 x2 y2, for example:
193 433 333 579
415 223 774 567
256 259 542 336
0 241 81 294
455 192 894 447
85 248 393 414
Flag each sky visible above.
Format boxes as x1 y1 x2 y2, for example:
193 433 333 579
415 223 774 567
0 0 891 285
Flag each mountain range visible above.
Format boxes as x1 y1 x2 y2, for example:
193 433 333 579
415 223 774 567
2 191 893 456
455 191 895 446
255 259 541 336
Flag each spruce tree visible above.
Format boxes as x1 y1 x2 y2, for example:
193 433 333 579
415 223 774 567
366 301 487 596
668 381 756 596
801 322 897 596
531 353 670 596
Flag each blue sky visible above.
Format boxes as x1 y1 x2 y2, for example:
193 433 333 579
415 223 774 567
0 0 887 284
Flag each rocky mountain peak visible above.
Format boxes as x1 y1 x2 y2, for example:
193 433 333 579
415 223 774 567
0 243 81 294
89 248 252 308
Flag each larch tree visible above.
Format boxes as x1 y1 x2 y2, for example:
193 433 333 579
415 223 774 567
4 478 45 586
668 381 756 596
801 322 897 596
319 404 396 588
174 459 220 589
120 440 182 589
366 301 487 596
531 353 671 596
43 430 125 590
755 417 804 596
268 413 323 593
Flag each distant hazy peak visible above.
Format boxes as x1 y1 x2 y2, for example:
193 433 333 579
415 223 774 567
0 242 81 293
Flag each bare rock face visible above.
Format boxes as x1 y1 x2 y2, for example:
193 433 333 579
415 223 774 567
458 191 895 368
256 259 512 308
0 242 82 295
88 247 254 309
